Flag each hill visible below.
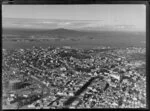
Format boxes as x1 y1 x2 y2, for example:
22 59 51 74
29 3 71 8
3 27 146 49
3 28 89 38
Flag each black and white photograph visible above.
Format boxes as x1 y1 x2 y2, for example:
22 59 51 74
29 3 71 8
2 4 146 109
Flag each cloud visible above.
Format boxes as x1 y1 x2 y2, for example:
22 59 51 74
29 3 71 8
22 24 32 27
41 21 54 24
58 22 72 26
74 21 103 28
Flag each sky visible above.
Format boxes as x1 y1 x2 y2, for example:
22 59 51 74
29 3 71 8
2 5 146 31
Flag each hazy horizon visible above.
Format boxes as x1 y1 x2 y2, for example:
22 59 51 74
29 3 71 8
2 5 146 32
